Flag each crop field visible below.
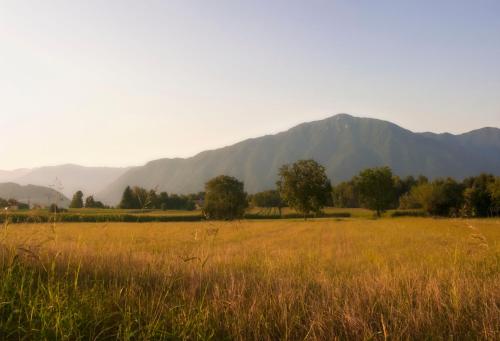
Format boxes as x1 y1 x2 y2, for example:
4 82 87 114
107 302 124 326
0 218 499 340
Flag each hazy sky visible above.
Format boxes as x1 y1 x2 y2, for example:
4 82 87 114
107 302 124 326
1 1 499 169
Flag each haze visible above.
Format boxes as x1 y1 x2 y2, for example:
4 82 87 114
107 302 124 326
1 0 499 170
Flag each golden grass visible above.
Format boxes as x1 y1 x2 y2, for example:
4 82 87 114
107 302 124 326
1 218 499 339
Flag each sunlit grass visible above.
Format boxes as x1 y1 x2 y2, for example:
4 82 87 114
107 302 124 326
1 218 499 339
11 206 375 217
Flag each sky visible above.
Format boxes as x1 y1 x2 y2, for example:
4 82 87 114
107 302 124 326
1 0 499 170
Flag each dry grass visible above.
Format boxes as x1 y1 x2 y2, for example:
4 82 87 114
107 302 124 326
0 218 499 340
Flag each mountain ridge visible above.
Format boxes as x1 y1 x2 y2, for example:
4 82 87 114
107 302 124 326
2 114 499 205
0 165 129 199
0 182 70 207
96 114 500 204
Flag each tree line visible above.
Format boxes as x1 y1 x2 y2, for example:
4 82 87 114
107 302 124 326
0 198 29 210
70 191 108 209
118 186 202 211
332 170 500 217
201 160 499 219
68 159 499 220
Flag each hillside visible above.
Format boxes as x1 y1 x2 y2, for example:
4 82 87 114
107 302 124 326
0 169 31 183
0 165 129 199
98 114 500 204
0 183 70 207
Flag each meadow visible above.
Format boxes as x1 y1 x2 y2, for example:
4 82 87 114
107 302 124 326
0 207 386 225
0 217 498 340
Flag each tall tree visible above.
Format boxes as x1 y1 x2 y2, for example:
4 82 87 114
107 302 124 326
132 187 149 209
332 181 359 208
277 159 332 219
83 195 104 208
203 175 248 220
250 190 283 208
147 189 159 209
462 174 495 217
431 178 464 216
407 182 436 213
355 167 395 217
158 192 169 210
408 178 464 216
70 190 84 208
393 176 418 207
85 195 96 208
488 178 500 216
250 189 284 216
119 186 138 209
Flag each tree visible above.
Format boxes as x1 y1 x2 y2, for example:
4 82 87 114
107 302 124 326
398 192 422 209
462 174 495 217
166 194 196 210
332 181 359 208
147 189 159 209
407 182 434 212
409 178 463 216
119 186 139 209
48 203 66 213
431 178 464 216
158 192 169 210
488 178 500 216
417 175 429 185
84 195 105 208
132 187 149 209
85 195 95 208
250 190 283 207
16 201 30 210
355 167 395 216
70 190 84 208
277 159 332 218
393 175 418 207
250 190 284 216
203 175 248 220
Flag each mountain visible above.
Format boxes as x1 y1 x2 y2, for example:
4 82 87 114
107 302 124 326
0 169 31 183
98 114 500 204
0 165 129 199
0 183 70 207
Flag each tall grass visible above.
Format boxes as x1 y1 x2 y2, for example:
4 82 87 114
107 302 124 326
0 206 365 224
0 218 499 339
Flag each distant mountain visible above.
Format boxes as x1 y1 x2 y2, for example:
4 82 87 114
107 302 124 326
0 169 31 183
0 165 128 199
0 183 70 207
98 114 500 204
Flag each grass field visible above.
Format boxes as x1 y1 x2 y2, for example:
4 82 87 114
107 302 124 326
1 218 499 339
1 207 385 224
